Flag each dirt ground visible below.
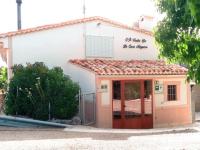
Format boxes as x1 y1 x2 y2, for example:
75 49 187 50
0 123 200 150
0 127 197 141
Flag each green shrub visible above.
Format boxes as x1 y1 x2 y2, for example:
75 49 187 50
0 67 7 92
5 62 79 120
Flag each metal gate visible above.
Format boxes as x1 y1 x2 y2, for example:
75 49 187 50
79 92 96 125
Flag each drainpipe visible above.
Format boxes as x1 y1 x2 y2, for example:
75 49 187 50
16 0 22 30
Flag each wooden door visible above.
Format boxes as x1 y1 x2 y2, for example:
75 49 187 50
112 80 153 129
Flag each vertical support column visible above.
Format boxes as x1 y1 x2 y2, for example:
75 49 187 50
152 79 156 128
188 82 193 123
140 80 145 128
7 37 13 80
82 94 85 125
120 80 125 128
0 42 8 64
93 93 96 122
141 80 145 116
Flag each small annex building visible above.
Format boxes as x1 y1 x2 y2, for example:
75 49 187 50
0 16 192 128
69 59 191 128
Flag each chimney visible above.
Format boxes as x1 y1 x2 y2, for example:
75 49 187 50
138 15 154 31
16 0 22 30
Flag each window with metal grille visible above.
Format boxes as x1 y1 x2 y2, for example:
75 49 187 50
167 85 177 101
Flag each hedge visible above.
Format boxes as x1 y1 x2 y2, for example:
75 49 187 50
5 62 80 120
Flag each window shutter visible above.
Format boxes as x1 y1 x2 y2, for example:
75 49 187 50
86 35 114 58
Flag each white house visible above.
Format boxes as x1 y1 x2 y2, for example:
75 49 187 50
0 16 192 128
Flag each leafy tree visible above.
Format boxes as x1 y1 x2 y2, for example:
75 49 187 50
154 0 200 83
5 62 79 120
187 0 200 26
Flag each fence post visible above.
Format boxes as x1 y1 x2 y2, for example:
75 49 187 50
48 102 51 120
78 90 81 117
16 86 18 116
93 93 96 122
82 94 85 125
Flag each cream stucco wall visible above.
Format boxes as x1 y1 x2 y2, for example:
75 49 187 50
11 24 85 69
10 20 158 68
86 21 157 60
0 20 158 93
67 63 96 93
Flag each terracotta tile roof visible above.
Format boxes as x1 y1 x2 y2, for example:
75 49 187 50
69 59 187 75
0 16 152 38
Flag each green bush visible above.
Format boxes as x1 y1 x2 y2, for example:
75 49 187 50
5 62 79 120
0 67 7 92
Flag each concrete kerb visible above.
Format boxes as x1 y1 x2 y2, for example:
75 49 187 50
0 115 72 128
63 123 200 134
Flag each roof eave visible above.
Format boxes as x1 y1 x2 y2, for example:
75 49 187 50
0 16 153 39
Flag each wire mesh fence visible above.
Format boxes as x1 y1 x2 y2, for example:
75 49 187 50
79 92 96 125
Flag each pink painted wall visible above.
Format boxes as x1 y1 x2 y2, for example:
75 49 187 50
95 77 112 128
95 75 192 128
154 106 191 127
154 83 192 127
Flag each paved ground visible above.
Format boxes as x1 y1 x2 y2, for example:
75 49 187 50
0 122 200 150
0 113 199 150
0 132 200 150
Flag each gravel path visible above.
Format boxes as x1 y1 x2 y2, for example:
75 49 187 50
0 126 200 150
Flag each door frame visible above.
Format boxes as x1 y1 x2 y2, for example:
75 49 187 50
112 79 153 129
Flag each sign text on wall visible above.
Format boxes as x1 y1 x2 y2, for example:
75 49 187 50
123 37 148 49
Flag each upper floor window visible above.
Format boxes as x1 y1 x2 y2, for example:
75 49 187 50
86 35 114 58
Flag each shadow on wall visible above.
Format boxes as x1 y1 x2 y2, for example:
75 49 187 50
192 85 200 112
